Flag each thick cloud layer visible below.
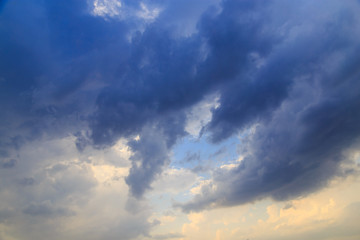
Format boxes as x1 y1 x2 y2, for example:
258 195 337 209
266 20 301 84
1 0 360 220
179 0 360 211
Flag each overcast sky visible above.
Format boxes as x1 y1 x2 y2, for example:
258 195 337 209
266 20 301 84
1 0 360 239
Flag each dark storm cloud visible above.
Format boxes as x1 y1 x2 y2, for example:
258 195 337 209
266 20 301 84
1 0 360 214
1 0 269 199
89 0 276 198
205 1 356 142
179 0 360 212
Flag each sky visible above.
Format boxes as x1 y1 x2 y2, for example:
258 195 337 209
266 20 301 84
0 0 360 239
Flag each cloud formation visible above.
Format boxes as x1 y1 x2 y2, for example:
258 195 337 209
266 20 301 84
1 0 360 223
179 0 360 211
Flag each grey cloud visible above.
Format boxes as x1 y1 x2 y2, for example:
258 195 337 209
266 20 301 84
184 151 201 162
1 159 16 169
0 208 13 223
22 201 75 217
125 116 186 198
18 177 35 186
1 0 360 219
191 164 211 173
282 203 294 210
179 0 360 212
0 0 273 199
209 146 227 158
181 65 360 212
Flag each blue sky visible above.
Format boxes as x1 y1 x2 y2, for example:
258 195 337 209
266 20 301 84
1 0 360 239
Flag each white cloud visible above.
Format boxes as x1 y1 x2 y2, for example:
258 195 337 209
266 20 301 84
137 2 161 22
185 93 220 137
91 0 122 18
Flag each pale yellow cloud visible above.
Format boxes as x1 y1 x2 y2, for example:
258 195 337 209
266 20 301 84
157 176 360 240
182 212 204 232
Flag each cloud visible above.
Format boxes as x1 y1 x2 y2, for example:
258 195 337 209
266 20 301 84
151 233 185 240
179 0 360 212
22 201 75 218
0 0 272 200
0 136 156 240
124 111 187 198
1 158 16 169
1 0 360 224
152 168 199 194
173 179 360 240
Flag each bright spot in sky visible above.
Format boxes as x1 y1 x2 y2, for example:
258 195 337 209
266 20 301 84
92 0 122 17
